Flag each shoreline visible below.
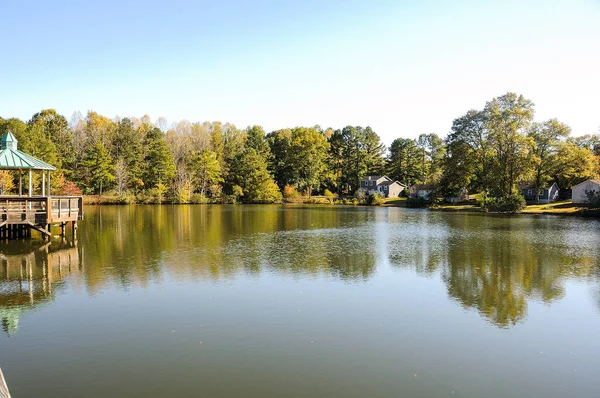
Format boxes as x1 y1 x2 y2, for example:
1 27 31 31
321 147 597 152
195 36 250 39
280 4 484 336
81 196 599 217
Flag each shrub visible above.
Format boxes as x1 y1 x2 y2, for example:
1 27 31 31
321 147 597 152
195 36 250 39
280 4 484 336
406 196 429 208
366 193 384 206
115 193 134 204
60 180 82 196
190 193 209 204
484 193 526 213
585 190 600 208
283 184 303 203
354 189 367 203
324 189 336 203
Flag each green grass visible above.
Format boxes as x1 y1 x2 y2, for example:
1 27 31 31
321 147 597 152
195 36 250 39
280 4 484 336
522 201 586 214
382 197 407 206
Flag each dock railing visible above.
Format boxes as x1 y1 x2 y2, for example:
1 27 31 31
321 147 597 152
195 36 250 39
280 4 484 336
0 196 83 225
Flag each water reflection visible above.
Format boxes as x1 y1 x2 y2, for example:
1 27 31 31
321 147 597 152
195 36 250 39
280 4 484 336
78 206 379 289
388 213 600 327
0 240 82 336
1 206 599 332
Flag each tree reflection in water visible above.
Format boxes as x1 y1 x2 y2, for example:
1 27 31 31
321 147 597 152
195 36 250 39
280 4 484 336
2 206 599 332
388 213 600 328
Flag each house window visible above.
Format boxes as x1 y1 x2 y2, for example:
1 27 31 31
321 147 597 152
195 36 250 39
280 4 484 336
527 189 533 196
371 181 374 186
540 189 545 196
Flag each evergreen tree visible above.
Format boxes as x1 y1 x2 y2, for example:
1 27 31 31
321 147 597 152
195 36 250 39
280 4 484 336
143 127 176 189
230 148 281 203
82 141 114 195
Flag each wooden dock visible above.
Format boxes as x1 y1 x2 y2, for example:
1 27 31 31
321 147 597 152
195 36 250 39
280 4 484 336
0 196 83 239
0 368 10 398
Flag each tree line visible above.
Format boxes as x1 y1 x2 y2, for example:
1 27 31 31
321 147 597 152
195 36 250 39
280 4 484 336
0 92 598 205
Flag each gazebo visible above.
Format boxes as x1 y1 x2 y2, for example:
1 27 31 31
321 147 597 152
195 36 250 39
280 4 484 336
0 131 82 239
0 131 55 196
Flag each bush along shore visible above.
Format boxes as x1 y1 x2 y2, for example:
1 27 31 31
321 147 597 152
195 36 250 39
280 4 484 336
81 192 599 217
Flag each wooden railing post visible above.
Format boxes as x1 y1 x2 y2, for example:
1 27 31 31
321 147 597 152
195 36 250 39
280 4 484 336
46 196 51 224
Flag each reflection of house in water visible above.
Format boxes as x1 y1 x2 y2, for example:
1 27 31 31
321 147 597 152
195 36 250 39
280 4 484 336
0 241 83 336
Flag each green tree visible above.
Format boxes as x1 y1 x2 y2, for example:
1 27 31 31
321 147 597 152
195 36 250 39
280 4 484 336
246 125 270 155
363 126 386 176
268 127 330 195
268 128 294 189
485 93 535 196
439 138 474 200
28 109 74 173
387 138 422 185
553 142 597 189
230 148 282 203
335 126 386 192
82 141 114 194
113 118 144 191
527 119 570 202
447 109 492 198
143 128 176 189
289 127 330 195
189 150 223 198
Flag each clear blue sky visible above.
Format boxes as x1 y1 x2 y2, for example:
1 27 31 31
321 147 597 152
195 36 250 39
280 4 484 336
1 0 599 143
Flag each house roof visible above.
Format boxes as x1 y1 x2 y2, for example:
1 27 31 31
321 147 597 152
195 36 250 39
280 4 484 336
363 175 383 181
518 181 556 190
380 180 405 187
0 132 56 171
411 184 434 190
571 179 600 189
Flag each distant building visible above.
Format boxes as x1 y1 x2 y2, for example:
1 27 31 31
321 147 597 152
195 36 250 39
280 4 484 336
410 184 434 200
519 181 559 204
445 187 469 203
359 176 406 198
571 179 600 204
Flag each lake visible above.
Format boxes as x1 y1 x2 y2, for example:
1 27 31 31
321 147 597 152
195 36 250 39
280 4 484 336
1 205 600 397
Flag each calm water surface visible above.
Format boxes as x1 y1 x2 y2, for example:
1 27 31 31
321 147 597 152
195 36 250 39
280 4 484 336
1 205 600 397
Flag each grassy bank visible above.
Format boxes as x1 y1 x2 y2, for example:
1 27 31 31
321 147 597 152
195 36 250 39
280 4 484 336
82 195 598 216
431 201 599 216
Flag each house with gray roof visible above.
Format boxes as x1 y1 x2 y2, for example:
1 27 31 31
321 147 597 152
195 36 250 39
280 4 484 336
359 176 406 198
519 181 559 204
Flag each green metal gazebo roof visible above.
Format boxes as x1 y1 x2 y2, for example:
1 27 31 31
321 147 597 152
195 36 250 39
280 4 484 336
0 131 56 171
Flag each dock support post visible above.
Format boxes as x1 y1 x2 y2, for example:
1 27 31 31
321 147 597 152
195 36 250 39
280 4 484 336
61 222 66 236
0 366 11 398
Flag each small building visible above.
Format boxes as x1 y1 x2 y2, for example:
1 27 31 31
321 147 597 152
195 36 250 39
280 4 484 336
571 179 600 204
410 184 434 200
445 187 469 203
359 175 406 198
519 181 560 204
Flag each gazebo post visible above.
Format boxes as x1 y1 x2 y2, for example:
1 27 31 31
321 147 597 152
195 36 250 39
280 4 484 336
28 169 33 197
19 170 23 196
47 171 51 197
42 171 46 196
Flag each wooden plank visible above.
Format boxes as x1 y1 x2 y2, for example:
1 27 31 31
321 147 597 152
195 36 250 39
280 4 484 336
26 221 51 238
0 367 11 398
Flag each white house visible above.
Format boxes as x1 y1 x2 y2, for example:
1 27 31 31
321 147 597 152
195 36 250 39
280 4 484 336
409 184 434 199
571 179 600 204
359 176 406 198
